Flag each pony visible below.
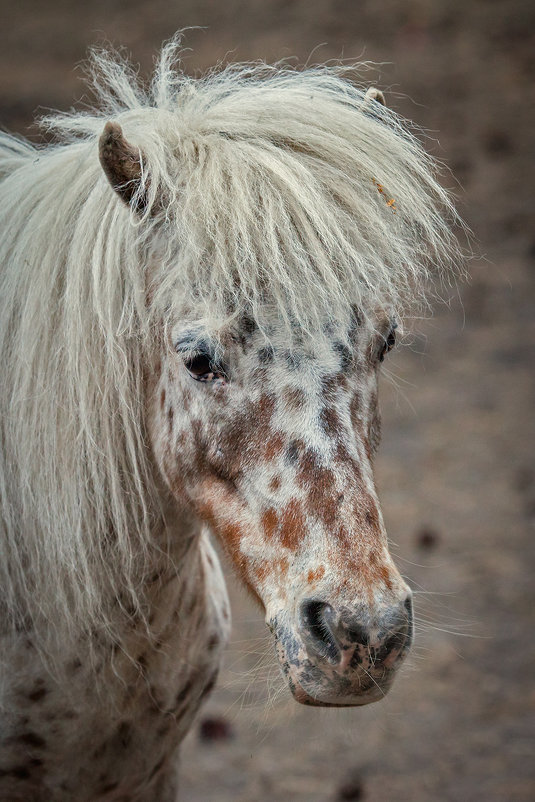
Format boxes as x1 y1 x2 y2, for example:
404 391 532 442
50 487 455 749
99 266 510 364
0 37 459 801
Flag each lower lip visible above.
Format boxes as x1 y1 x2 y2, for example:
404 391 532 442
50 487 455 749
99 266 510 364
290 681 388 708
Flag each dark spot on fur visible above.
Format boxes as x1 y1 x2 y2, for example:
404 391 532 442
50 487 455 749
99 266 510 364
182 390 191 412
0 758 43 780
258 346 274 363
322 373 347 403
284 350 301 370
185 594 197 617
14 613 33 633
99 780 119 793
307 565 325 583
320 405 341 436
279 499 305 550
0 766 31 779
174 679 194 708
148 567 164 584
240 315 257 336
148 685 164 711
333 340 353 371
116 721 132 749
17 732 46 749
208 633 219 650
92 743 107 760
368 407 381 457
263 432 284 460
364 505 380 530
256 393 276 420
296 448 328 488
27 685 48 703
209 393 276 479
283 386 305 410
157 720 172 737
160 387 166 408
201 670 219 698
269 474 282 492
136 653 148 674
262 507 279 539
148 756 166 781
286 439 303 465
335 441 363 481
252 365 268 383
348 307 363 341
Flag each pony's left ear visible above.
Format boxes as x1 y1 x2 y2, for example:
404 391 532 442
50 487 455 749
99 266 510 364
99 122 148 213
364 87 386 106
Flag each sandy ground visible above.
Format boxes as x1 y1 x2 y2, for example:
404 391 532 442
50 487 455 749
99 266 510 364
1 1 534 800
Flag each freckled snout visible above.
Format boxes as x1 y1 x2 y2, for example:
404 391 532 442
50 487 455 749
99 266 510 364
271 594 413 707
299 596 413 671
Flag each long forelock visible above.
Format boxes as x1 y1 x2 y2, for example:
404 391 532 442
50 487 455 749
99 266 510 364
43 37 462 334
0 36 462 644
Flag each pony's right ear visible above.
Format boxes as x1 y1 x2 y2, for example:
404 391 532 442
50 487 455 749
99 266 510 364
99 122 148 213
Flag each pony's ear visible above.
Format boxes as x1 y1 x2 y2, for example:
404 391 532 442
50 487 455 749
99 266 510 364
99 122 148 213
364 87 386 106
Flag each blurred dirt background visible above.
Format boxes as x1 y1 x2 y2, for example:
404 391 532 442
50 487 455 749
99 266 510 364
1 1 534 800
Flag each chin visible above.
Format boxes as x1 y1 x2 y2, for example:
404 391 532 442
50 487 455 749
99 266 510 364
287 673 394 707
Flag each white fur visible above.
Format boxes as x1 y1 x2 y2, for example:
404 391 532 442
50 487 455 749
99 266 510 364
0 36 461 643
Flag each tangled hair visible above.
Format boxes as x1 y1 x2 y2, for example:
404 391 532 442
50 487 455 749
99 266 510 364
0 36 461 642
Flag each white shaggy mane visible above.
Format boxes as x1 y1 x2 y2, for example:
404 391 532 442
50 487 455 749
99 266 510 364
0 37 460 640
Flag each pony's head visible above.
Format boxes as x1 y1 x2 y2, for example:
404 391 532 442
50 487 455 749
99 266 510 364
1 40 458 697
147 308 413 706
94 46 460 703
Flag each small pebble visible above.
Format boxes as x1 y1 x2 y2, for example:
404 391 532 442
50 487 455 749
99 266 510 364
416 526 440 550
483 129 512 156
514 466 534 493
337 776 364 800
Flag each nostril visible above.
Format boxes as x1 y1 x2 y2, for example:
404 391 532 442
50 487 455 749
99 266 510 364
374 600 413 663
343 619 371 647
299 599 340 663
300 599 331 642
382 628 408 655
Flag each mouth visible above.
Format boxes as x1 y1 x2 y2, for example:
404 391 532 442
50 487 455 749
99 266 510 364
288 680 389 707
272 620 410 708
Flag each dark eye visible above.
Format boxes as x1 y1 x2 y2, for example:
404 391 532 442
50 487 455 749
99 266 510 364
379 325 397 362
183 352 225 383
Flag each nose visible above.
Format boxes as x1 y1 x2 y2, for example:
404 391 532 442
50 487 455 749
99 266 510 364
299 596 413 668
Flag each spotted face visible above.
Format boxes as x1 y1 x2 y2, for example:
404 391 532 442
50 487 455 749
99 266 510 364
149 310 412 706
